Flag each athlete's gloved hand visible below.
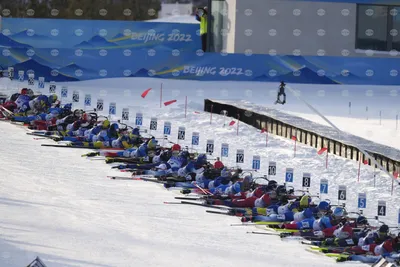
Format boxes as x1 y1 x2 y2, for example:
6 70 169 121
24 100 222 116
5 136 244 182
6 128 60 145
314 231 325 238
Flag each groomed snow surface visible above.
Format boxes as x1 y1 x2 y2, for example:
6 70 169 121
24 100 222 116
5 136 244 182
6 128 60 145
0 77 398 266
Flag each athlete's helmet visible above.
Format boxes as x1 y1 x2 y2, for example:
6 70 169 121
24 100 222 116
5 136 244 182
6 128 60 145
356 216 368 226
20 88 28 95
147 138 158 149
48 94 58 104
172 144 181 151
267 180 278 190
101 120 110 129
196 154 207 165
317 201 331 212
332 206 347 219
276 185 287 197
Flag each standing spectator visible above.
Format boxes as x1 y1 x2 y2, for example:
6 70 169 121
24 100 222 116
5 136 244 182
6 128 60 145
196 6 208 52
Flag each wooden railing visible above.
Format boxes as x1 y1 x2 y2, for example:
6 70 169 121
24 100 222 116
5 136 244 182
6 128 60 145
204 99 400 173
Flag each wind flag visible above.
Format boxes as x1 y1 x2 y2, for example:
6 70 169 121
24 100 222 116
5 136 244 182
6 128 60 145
141 88 152 98
164 99 177 106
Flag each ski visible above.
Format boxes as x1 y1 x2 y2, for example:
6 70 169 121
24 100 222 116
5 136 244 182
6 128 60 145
247 231 279 236
41 144 124 150
27 133 62 140
175 197 204 201
108 176 165 183
108 176 136 180
205 210 233 216
163 200 232 211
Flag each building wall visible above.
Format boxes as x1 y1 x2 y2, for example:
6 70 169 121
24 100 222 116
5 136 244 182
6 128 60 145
159 3 193 17
225 0 236 53
230 0 358 57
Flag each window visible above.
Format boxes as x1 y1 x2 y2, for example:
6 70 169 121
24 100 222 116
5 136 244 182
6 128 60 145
356 5 400 51
391 7 400 50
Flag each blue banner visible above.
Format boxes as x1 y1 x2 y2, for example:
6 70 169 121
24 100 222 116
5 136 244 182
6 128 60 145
1 18 200 51
1 18 400 85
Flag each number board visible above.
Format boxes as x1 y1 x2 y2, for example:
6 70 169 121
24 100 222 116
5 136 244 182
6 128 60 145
320 179 328 194
38 77 45 89
377 200 386 216
192 132 199 146
221 143 228 157
268 161 276 176
72 91 79 103
96 99 104 111
28 73 35 85
252 156 261 170
398 208 400 225
49 81 56 94
8 67 14 79
163 122 171 135
135 113 143 126
150 117 157 130
302 173 311 188
285 168 294 183
18 70 24 82
84 94 91 106
236 149 244 163
109 102 116 115
358 193 366 209
338 185 347 201
206 139 214 154
178 127 186 140
122 108 129 121
61 86 68 98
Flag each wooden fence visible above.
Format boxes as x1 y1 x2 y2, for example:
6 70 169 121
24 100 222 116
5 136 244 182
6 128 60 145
204 99 400 174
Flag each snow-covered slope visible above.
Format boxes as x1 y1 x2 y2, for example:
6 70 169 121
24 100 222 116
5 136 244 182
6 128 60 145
1 76 396 150
0 94 398 266
284 111 400 151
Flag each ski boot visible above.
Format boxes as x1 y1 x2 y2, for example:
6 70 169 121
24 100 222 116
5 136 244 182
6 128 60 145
336 254 351 262
180 188 192 194
105 157 115 164
163 181 175 189
280 232 293 238
241 216 253 222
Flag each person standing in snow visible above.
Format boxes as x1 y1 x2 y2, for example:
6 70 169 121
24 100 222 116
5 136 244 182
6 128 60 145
275 81 286 105
196 6 208 52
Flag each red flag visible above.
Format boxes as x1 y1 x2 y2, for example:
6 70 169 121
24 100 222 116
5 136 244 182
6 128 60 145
141 88 152 98
317 147 328 155
261 128 266 133
394 172 399 179
363 160 369 165
291 136 297 141
164 99 177 106
229 120 235 126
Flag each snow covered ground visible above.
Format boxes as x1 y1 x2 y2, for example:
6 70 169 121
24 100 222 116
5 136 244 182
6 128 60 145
285 111 400 152
1 76 397 149
0 76 399 266
0 108 373 267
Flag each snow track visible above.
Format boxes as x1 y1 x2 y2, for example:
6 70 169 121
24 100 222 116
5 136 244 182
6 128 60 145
0 115 368 267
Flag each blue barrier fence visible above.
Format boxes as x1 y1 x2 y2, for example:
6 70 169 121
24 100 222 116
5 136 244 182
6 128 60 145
1 18 400 85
